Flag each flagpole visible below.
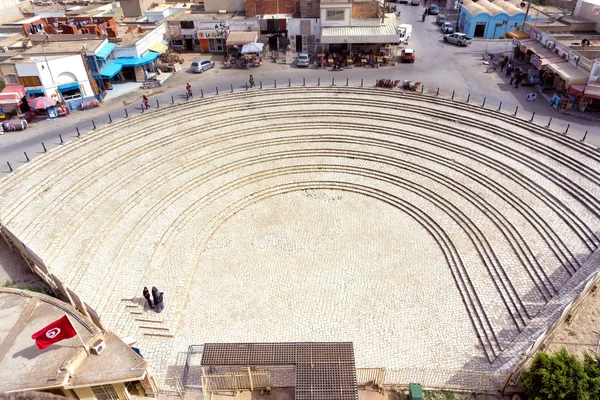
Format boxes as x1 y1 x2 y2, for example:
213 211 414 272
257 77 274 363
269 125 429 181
66 314 89 354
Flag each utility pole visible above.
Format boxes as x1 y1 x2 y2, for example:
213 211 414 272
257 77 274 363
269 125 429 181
522 0 532 31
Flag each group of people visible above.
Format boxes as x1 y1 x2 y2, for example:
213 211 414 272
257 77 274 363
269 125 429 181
143 286 165 313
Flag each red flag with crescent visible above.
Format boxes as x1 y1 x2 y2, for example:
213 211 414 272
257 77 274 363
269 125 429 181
31 315 77 350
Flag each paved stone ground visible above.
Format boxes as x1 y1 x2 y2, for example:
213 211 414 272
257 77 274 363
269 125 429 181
0 87 599 391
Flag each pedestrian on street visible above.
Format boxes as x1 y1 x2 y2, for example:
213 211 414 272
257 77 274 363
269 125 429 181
143 287 154 309
249 74 255 88
152 286 165 313
515 73 523 89
142 95 150 109
500 59 507 72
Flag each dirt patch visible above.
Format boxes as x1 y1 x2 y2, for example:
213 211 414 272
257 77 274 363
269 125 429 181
0 238 47 290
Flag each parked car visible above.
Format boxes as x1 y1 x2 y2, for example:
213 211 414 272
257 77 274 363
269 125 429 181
398 0 409 4
427 4 439 14
443 33 473 46
191 59 215 73
411 0 420 5
401 48 415 63
441 21 455 33
435 15 448 25
297 53 310 67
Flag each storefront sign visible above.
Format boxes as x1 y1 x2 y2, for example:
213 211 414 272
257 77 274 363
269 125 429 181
181 29 196 35
262 31 287 38
531 54 543 70
197 30 226 38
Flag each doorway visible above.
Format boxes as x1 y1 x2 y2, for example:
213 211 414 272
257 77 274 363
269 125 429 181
296 35 303 52
474 22 486 38
185 38 193 51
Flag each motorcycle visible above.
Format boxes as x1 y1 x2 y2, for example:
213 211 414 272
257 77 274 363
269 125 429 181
422 13 426 21
331 64 344 71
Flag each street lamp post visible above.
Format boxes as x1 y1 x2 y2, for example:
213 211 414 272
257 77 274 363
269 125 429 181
41 33 55 84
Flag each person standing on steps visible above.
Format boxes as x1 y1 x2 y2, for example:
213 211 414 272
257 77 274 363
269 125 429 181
152 286 165 313
186 83 193 99
143 287 154 309
142 95 150 109
249 74 255 88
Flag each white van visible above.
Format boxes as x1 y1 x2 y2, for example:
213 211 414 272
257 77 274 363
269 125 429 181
398 24 413 42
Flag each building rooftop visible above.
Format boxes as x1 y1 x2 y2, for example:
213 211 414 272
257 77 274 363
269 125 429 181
111 22 160 46
461 0 548 18
20 38 105 55
0 289 147 393
164 10 247 21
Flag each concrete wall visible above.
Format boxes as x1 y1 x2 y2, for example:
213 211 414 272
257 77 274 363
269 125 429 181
0 0 21 24
288 18 320 52
300 0 320 18
574 0 600 31
351 1 379 19
143 7 183 22
204 0 243 12
460 7 527 38
320 4 351 26
120 0 165 17
246 0 299 16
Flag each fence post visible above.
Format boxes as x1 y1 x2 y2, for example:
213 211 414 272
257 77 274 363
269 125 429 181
201 89 204 98
92 120 96 130
141 103 144 113
6 162 12 172
216 87 219 95
498 102 502 111
332 78 335 86
482 97 486 107
421 85 424 93
42 142 47 152
289 78 291 87
172 96 174 104
59 134 63 144
274 80 276 88
346 77 349 86
76 127 80 137
108 114 112 123
246 82 248 91
156 99 159 108
451 90 455 100
318 78 320 86
231 84 233 93
260 81 262 89
436 87 439 96
303 78 306 86
564 123 570 135
514 106 518 116
24 152 29 162
547 117 552 128
466 93 470 103
530 112 535 122
361 79 363 87
582 131 588 142
125 109 128 118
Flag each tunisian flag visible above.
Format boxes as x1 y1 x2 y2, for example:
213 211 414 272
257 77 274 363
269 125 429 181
31 315 77 350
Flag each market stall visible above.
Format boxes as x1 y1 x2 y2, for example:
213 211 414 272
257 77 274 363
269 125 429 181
0 85 27 119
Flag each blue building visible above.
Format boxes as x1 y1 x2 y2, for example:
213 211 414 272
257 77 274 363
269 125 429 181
457 0 548 39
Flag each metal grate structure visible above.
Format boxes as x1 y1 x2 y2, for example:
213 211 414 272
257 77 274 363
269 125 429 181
201 342 358 400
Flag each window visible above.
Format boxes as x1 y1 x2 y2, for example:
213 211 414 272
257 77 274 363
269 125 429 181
326 10 345 21
171 39 184 46
5 74 19 84
180 21 194 29
91 384 120 400
60 88 81 101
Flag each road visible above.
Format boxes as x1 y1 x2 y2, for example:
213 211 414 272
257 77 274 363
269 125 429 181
0 4 598 174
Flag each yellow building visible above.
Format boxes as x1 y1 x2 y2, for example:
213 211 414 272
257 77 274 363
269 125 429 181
0 288 157 399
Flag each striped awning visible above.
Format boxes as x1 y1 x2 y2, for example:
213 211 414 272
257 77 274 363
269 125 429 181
0 85 25 106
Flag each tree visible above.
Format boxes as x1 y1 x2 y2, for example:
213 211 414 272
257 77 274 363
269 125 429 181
521 348 590 400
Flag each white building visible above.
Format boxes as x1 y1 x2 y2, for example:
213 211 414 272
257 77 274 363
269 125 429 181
0 0 22 24
574 0 600 31
15 54 94 103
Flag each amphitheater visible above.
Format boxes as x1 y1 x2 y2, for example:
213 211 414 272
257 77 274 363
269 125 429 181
1 86 600 392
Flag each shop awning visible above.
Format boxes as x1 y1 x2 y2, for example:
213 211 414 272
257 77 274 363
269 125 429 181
531 54 564 70
526 40 556 58
226 31 258 46
148 42 168 54
58 82 80 92
26 88 44 95
584 82 600 100
569 84 586 96
506 30 529 40
0 85 25 107
546 62 589 86
115 51 160 67
321 24 399 44
99 60 122 78
96 42 116 59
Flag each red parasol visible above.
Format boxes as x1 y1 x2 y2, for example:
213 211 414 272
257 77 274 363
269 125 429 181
28 96 57 110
